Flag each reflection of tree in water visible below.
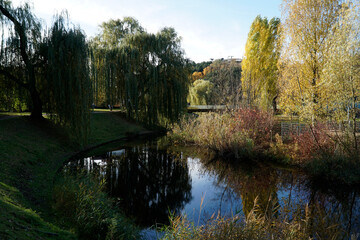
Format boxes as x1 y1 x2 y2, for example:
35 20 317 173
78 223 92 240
202 158 360 237
203 160 280 219
304 182 360 238
65 137 360 235
69 144 192 227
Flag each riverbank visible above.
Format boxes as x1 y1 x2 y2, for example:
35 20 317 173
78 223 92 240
170 109 360 185
0 112 147 239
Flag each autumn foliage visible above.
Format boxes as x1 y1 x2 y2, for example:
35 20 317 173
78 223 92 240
171 108 274 158
231 108 274 150
287 124 335 164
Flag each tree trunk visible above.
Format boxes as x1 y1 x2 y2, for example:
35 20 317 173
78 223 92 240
272 95 278 113
29 87 43 119
0 4 43 120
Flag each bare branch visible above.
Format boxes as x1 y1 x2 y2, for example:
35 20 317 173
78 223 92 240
0 4 33 77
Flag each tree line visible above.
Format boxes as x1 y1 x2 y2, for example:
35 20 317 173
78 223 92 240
189 0 359 127
0 1 190 143
1 0 359 142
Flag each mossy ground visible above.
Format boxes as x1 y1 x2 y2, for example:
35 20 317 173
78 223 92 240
0 112 145 239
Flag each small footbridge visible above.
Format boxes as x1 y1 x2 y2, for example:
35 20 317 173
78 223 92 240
187 105 232 113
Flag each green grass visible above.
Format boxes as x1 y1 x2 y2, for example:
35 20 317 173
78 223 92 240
89 112 146 144
0 112 31 117
0 182 74 240
0 112 146 239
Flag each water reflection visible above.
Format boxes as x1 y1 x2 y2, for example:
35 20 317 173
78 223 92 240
65 138 360 236
66 144 192 227
201 159 360 237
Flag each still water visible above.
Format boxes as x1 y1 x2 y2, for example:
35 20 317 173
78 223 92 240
65 137 360 237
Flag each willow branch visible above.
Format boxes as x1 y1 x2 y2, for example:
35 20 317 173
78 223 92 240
0 4 34 82
0 68 29 89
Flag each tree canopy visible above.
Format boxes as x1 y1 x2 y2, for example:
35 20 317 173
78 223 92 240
204 59 242 106
279 0 343 120
241 15 280 111
0 1 91 143
188 59 242 106
90 18 190 125
322 1 360 149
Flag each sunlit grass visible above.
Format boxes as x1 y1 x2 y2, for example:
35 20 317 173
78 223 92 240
0 111 31 116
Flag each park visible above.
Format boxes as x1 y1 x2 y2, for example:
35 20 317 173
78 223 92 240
1 0 360 239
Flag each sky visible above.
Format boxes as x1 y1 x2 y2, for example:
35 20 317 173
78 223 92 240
11 0 282 63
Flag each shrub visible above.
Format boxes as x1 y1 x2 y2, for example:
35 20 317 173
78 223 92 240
287 123 335 164
231 108 274 151
170 108 274 159
53 173 139 239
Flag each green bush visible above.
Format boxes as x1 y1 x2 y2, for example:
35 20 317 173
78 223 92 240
53 173 139 239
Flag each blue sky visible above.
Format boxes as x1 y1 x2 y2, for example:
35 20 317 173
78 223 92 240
11 0 282 62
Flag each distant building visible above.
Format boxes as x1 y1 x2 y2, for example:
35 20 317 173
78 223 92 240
224 57 242 63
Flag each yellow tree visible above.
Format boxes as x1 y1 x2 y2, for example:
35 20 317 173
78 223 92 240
322 1 360 153
242 15 280 110
279 0 342 120
191 71 204 82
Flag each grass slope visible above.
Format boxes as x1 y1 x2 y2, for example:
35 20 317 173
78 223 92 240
0 112 145 239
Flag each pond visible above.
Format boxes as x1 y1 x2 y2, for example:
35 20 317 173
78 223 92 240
64 136 360 238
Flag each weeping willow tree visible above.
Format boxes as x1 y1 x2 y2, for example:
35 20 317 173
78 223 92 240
188 79 214 105
123 28 190 125
91 18 190 126
0 1 92 143
43 14 92 143
90 17 144 108
0 0 43 118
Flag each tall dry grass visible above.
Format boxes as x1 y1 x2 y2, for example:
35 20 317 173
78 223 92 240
171 108 273 159
161 197 353 240
171 108 360 184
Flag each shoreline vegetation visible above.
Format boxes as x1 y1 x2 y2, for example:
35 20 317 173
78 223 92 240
169 108 360 186
162 109 360 239
1 109 359 239
1 0 360 238
0 112 149 239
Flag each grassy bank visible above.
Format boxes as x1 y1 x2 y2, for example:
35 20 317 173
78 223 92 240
0 112 146 239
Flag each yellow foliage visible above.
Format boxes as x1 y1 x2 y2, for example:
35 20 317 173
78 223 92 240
192 71 204 82
241 15 280 110
279 0 341 120
203 66 212 76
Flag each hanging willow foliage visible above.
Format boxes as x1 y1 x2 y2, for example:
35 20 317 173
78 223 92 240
0 0 43 117
90 18 190 126
44 15 92 143
1 2 92 143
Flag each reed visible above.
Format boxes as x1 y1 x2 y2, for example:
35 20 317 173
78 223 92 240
161 197 352 240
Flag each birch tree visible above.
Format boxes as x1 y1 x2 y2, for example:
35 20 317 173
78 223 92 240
322 1 360 153
279 0 342 120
